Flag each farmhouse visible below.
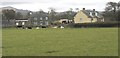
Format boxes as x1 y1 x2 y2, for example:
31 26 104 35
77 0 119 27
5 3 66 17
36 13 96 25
15 17 49 27
32 17 49 26
74 8 104 23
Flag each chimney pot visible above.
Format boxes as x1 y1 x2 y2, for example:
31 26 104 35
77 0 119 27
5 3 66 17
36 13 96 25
93 9 95 11
83 8 85 10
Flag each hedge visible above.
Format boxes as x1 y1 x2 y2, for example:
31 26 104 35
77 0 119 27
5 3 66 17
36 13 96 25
68 22 119 28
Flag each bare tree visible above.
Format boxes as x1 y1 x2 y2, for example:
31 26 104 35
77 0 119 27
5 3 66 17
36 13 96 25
75 8 79 12
69 8 73 11
48 7 56 22
104 2 119 21
118 1 120 10
105 2 118 12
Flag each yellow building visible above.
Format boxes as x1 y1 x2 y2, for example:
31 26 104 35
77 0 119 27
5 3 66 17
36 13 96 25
74 8 104 23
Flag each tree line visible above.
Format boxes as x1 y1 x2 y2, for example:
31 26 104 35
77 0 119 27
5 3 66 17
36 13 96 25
2 1 120 22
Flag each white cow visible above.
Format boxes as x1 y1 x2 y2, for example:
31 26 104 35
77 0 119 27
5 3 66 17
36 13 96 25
60 26 64 28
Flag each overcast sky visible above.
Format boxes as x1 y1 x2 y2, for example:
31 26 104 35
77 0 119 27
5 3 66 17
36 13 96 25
0 0 119 12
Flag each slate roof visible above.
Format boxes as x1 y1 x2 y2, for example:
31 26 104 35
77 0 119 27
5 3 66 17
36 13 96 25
15 19 28 20
81 10 103 18
15 19 28 22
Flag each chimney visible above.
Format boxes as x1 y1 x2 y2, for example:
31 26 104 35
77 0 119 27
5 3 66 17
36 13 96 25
83 8 85 10
93 9 95 11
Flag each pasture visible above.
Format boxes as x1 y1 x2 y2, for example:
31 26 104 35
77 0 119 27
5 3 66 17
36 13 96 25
2 28 118 56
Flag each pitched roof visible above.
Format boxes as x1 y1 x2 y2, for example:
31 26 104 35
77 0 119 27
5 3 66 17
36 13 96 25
81 10 103 18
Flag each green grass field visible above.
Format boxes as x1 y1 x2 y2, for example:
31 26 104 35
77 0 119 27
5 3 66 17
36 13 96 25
2 28 118 56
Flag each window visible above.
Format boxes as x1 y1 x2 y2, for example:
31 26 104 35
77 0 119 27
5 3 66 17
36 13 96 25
92 12 95 16
91 18 93 21
45 21 48 25
34 18 37 20
80 18 82 22
91 18 93 22
34 22 37 25
40 23 43 25
90 12 93 16
40 21 43 25
22 22 25 25
45 17 48 20
16 22 19 25
40 17 43 20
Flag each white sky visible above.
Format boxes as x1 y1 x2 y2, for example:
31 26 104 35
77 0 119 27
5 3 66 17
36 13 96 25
0 0 119 12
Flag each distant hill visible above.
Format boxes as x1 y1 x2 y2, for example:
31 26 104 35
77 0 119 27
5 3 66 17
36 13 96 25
0 6 30 18
0 6 16 10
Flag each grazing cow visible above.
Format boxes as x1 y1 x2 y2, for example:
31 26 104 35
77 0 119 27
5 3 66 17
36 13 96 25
27 27 32 29
16 26 22 28
36 27 40 29
42 26 46 28
60 26 64 28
